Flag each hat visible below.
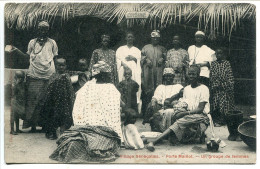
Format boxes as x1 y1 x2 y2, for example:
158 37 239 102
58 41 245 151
163 68 174 75
38 21 49 28
195 31 205 36
91 61 111 76
151 30 160 38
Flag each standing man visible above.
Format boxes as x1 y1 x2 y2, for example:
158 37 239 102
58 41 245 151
188 31 215 87
141 30 167 118
8 21 58 132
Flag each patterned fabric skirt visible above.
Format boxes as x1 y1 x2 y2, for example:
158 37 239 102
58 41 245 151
23 77 48 128
50 125 121 163
169 114 209 143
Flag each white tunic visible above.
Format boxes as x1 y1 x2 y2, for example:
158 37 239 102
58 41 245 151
188 45 215 78
152 84 184 105
183 84 210 114
116 45 142 103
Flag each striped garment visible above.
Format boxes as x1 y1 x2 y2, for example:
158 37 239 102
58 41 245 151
50 125 120 163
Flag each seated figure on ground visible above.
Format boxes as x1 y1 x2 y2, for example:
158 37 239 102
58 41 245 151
146 65 210 151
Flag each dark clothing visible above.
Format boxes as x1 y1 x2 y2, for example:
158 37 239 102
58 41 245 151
199 76 209 87
11 82 26 120
50 125 120 163
118 79 139 112
39 73 75 133
23 77 48 128
73 71 90 92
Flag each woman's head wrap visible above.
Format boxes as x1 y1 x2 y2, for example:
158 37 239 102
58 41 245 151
38 21 49 28
163 68 174 75
195 31 205 36
91 61 111 76
151 30 160 38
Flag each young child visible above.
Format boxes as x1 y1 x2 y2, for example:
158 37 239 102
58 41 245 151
122 108 145 149
10 70 26 135
72 58 91 92
118 68 139 113
39 56 75 140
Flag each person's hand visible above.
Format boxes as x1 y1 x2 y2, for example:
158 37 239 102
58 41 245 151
125 55 135 61
146 58 152 66
163 99 172 109
175 111 189 119
158 58 164 65
151 100 157 108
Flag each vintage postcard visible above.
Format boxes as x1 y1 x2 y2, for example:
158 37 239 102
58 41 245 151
2 1 256 164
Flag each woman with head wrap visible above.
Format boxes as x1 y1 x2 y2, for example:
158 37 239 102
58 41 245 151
50 61 122 162
89 34 119 86
187 31 216 87
141 30 167 118
166 35 189 86
116 31 142 113
6 21 58 132
143 68 184 131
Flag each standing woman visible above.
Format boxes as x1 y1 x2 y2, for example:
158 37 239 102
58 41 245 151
188 31 215 87
116 31 142 113
141 30 167 116
89 34 119 86
210 47 235 127
8 21 58 132
166 35 189 86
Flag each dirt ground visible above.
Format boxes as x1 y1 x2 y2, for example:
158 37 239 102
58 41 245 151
4 105 256 164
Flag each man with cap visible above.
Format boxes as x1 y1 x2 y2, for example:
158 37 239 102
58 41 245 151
6 20 58 132
188 31 216 87
141 30 167 118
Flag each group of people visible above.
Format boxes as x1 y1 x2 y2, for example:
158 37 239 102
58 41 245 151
8 20 237 162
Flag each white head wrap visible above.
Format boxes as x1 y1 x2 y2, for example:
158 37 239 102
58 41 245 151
151 30 160 38
195 31 205 36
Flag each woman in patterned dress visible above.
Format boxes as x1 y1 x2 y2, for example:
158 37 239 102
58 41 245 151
210 47 235 127
166 35 189 86
50 61 122 162
89 34 119 86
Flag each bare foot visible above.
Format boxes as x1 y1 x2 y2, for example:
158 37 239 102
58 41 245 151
16 130 23 133
146 142 155 152
10 131 18 135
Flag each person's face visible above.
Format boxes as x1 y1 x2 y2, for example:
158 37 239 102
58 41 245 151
164 73 174 85
124 70 132 80
195 35 204 44
151 37 160 45
216 49 226 61
188 68 199 84
38 26 49 39
79 60 88 72
101 36 110 47
128 116 137 124
126 33 135 44
172 36 180 46
56 59 67 74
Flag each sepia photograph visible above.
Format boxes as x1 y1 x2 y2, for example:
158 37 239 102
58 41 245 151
2 1 257 164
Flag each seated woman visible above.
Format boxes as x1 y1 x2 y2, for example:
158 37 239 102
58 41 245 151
143 68 184 131
147 65 210 151
50 61 123 163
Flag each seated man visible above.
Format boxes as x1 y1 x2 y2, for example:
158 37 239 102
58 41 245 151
146 65 210 151
143 68 183 131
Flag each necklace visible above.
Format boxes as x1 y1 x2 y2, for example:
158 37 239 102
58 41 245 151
33 38 47 55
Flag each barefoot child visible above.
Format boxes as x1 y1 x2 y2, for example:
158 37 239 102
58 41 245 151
10 70 26 135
